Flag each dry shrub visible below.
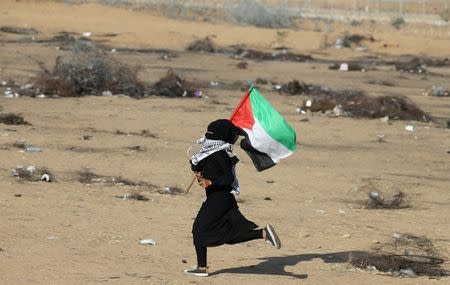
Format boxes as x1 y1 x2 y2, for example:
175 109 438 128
186 37 216 53
78 169 156 188
115 192 150 201
234 48 313 62
0 26 39 35
150 70 201 98
255 78 268 85
35 40 146 98
236 61 248 69
365 191 410 209
0 113 30 125
114 129 158 138
158 186 184 195
12 166 55 182
350 234 448 277
345 95 431 121
282 80 431 122
365 79 396 87
395 58 427 74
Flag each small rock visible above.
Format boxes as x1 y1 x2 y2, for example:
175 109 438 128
182 259 187 264
14 194 22 197
266 180 274 184
264 197 272 201
405 125 414 132
102 91 113 96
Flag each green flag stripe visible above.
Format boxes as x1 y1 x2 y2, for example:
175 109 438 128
249 88 297 151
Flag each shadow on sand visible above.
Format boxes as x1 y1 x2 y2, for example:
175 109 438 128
211 251 367 279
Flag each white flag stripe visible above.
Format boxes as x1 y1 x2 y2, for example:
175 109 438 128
243 119 293 163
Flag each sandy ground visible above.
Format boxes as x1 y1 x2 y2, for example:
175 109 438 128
0 1 450 284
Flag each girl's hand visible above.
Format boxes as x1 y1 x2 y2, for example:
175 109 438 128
198 178 212 189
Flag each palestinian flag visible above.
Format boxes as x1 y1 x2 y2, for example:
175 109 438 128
230 86 297 171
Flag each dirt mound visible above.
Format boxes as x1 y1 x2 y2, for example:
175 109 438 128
149 70 202 98
0 113 31 125
186 37 216 53
351 233 449 277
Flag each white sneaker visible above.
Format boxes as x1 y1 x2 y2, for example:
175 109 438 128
183 266 209 277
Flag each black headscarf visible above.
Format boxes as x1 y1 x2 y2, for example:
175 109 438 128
205 119 243 144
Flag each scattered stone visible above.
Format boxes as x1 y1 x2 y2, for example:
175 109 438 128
14 194 22 197
264 197 272 201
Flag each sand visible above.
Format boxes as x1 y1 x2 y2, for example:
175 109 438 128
0 1 449 284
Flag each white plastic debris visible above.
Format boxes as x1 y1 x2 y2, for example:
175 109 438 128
305 100 312 107
273 85 282 90
0 81 7 86
21 83 33 90
26 165 36 174
37 94 46 98
110 48 117 53
102 91 113 96
380 116 390 123
209 81 219 87
405 125 415 132
41 173 50 182
139 239 157 246
339 63 349 71
369 191 379 199
398 268 417 278
82 32 92 38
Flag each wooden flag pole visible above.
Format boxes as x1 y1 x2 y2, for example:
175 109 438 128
185 176 196 195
